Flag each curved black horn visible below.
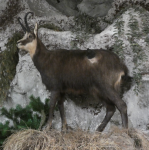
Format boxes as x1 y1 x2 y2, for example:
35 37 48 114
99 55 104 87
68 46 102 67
24 12 34 32
18 17 26 33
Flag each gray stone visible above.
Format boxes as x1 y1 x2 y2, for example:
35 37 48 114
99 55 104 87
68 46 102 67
0 0 8 12
45 0 113 17
26 0 62 17
45 0 81 16
1 0 149 136
78 0 114 17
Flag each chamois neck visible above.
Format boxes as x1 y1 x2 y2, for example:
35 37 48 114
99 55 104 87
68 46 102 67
37 38 48 52
33 38 48 57
32 38 49 69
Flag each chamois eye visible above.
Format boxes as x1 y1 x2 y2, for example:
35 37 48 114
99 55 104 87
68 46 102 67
29 35 32 38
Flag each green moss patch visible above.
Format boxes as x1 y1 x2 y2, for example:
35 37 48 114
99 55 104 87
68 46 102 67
74 13 102 34
0 32 22 104
0 0 23 30
39 23 62 31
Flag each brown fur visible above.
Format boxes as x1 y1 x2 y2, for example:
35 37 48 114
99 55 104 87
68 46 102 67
33 46 127 93
17 18 132 132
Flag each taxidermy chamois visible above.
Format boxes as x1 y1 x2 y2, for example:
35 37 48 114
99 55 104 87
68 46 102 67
17 12 132 132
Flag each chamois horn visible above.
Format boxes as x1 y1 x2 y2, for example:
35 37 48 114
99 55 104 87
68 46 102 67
18 17 26 33
24 12 34 32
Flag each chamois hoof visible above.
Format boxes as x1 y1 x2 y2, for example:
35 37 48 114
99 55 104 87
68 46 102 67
61 125 73 133
96 127 104 132
44 124 52 132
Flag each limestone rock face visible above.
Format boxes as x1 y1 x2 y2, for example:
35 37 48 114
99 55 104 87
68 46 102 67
45 0 80 16
78 0 114 17
0 0 149 136
0 0 8 12
26 0 63 17
45 0 114 17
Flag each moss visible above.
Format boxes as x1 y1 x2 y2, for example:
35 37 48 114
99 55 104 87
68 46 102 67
71 13 102 48
112 6 149 94
39 23 62 31
74 13 102 34
0 32 22 105
0 0 23 30
111 0 148 21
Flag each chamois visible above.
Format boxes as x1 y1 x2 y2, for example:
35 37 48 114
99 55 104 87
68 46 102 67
17 12 131 132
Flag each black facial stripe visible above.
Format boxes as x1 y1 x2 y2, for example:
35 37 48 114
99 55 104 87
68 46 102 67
21 38 33 45
20 33 35 45
21 39 31 45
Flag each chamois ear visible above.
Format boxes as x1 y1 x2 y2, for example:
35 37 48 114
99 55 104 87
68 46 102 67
34 23 38 37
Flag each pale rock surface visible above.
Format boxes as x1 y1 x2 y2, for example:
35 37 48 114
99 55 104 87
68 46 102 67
45 0 114 17
0 0 9 12
78 0 114 17
0 0 149 137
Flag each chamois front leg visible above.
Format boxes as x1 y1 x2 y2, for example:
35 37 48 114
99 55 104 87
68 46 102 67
46 91 60 130
57 93 68 131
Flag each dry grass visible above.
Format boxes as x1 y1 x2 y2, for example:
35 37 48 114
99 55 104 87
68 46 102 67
2 127 149 150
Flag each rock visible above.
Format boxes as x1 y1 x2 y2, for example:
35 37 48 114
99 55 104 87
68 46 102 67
26 0 63 17
45 0 81 16
1 0 149 136
7 53 50 108
0 0 8 12
45 0 114 17
78 0 114 17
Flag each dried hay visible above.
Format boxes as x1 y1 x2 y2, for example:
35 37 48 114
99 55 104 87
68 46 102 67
2 127 149 150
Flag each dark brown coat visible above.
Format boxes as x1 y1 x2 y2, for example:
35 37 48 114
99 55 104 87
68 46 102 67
17 12 132 132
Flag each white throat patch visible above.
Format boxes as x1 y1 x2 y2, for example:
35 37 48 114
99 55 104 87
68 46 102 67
24 39 37 58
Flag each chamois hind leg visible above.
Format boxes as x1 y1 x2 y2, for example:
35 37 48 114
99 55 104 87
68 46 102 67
57 93 68 131
104 87 128 129
96 103 116 132
46 91 60 130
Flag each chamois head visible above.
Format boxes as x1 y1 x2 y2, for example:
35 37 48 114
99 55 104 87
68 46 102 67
17 12 38 58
